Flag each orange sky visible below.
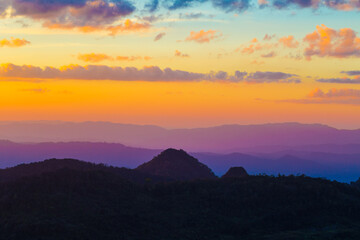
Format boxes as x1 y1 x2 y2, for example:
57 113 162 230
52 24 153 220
1 0 360 129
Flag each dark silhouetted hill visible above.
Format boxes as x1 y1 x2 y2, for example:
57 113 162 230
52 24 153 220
0 158 170 184
136 148 217 180
222 167 249 178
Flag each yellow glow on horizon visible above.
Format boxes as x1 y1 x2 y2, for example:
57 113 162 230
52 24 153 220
0 78 359 129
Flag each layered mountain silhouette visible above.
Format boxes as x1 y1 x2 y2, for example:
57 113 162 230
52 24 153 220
136 148 217 180
1 140 360 181
1 121 360 153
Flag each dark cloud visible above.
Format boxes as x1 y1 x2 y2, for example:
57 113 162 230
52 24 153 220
166 0 206 10
341 71 360 76
263 34 276 41
145 0 159 12
154 32 166 41
141 14 163 22
211 0 251 12
164 0 250 12
0 63 298 84
316 78 360 84
246 71 300 83
12 0 88 18
271 0 317 9
261 51 276 58
179 12 204 19
8 0 135 28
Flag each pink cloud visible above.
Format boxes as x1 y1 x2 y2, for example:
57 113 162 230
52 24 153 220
185 30 222 43
279 35 299 48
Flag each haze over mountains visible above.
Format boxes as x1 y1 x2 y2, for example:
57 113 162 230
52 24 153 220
1 121 360 153
1 121 360 182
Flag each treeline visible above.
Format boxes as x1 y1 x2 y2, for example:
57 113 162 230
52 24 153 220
0 169 360 240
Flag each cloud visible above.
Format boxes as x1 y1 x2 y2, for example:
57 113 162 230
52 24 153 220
159 0 360 12
145 0 159 12
341 70 360 76
0 63 299 84
240 42 274 54
261 51 276 58
44 19 151 36
20 88 49 93
263 34 276 41
154 32 166 41
0 37 30 47
165 0 251 12
3 0 154 35
270 0 320 9
185 30 222 43
77 53 152 63
116 56 147 61
308 88 360 98
279 35 299 48
106 19 151 36
10 0 135 22
316 78 360 84
78 53 113 63
179 12 204 19
211 0 251 12
246 71 300 83
175 50 190 57
280 88 360 105
324 0 360 11
304 24 360 60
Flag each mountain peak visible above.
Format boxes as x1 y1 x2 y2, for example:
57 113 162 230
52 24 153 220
136 148 217 181
222 167 249 178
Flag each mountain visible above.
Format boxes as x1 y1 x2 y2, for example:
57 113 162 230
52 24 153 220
0 158 171 184
0 140 360 182
136 148 217 180
222 167 249 178
1 169 360 239
0 140 160 169
1 121 360 152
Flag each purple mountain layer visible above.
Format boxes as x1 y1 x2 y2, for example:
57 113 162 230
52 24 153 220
1 121 360 153
0 140 360 182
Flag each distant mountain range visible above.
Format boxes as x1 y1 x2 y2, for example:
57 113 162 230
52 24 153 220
0 140 360 182
1 121 360 153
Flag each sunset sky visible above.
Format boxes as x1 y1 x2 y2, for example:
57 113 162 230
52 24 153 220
0 0 360 128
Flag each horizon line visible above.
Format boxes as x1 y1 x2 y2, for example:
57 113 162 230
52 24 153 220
0 120 359 131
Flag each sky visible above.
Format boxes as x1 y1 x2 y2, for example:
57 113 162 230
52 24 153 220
0 0 360 129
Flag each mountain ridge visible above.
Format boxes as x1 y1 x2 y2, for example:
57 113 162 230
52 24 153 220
136 148 217 180
1 121 360 153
